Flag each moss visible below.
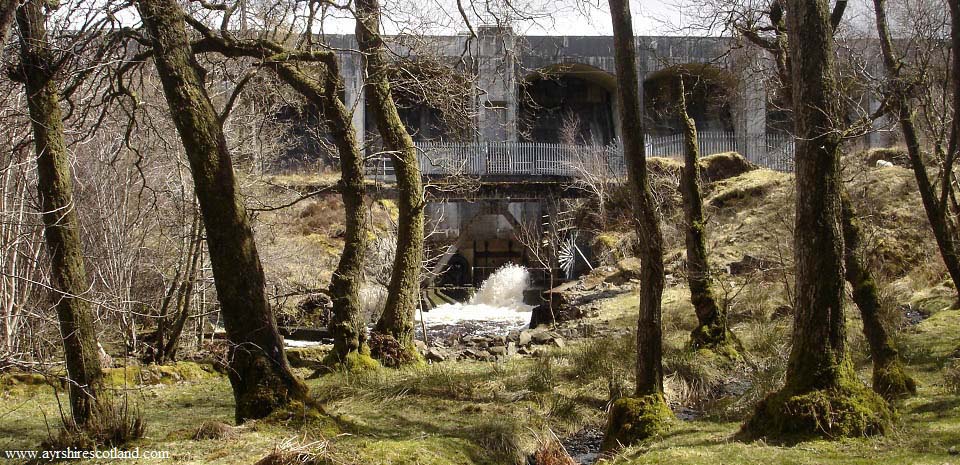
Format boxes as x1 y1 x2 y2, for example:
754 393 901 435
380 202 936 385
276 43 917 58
873 362 918 399
287 346 330 369
262 399 339 436
376 198 400 222
602 393 673 450
0 372 55 387
741 366 893 440
319 349 381 374
101 362 219 386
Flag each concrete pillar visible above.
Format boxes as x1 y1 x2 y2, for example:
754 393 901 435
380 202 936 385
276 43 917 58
476 25 517 142
339 51 366 146
731 46 768 164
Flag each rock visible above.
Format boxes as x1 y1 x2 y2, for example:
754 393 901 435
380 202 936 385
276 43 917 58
476 350 492 361
517 346 531 355
414 340 428 353
519 330 533 347
532 330 558 344
949 446 958 456
426 347 448 362
552 338 566 348
863 147 909 167
489 345 508 356
727 254 772 275
193 421 239 440
699 152 756 182
770 305 793 321
294 292 333 327
875 160 894 168
507 342 517 356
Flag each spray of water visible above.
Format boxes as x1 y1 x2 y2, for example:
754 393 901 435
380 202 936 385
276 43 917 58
468 263 531 308
418 263 533 329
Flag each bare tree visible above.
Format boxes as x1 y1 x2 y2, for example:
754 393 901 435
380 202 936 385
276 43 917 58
13 0 104 426
136 0 308 423
677 80 736 352
357 0 425 366
601 0 673 450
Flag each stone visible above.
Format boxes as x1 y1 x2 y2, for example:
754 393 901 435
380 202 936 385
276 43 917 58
517 346 531 355
519 330 533 347
507 341 517 356
532 330 558 344
414 340 428 353
426 347 448 362
489 346 508 356
553 338 566 348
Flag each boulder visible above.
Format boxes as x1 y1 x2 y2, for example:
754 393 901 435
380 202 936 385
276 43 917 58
519 330 533 347
489 346 508 356
426 347 449 362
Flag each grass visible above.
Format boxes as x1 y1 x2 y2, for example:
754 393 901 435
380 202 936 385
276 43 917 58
3 163 959 464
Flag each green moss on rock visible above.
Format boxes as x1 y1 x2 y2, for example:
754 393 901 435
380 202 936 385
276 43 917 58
320 349 381 374
741 373 893 440
602 393 673 450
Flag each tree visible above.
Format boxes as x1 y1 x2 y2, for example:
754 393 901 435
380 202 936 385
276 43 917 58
601 0 673 450
725 0 915 399
14 0 104 426
136 0 308 423
840 193 916 398
742 0 891 439
676 80 736 353
872 0 960 303
0 0 16 47
356 0 425 366
182 6 374 368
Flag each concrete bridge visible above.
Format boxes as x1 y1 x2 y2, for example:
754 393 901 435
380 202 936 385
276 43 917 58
314 28 881 300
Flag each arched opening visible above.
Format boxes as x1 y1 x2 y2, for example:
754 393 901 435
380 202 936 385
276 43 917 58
365 57 474 143
642 64 735 137
519 64 619 144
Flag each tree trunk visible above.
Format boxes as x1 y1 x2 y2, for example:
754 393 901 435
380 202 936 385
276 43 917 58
161 218 203 362
16 0 102 425
840 193 916 398
271 63 371 365
873 0 960 297
743 0 890 439
0 0 16 47
602 0 672 450
137 0 307 423
677 82 732 353
356 0 424 366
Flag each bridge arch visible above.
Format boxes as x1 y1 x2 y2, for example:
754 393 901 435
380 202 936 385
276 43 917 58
518 63 620 144
642 63 736 137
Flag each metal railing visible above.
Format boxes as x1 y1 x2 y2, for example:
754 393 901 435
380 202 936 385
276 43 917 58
365 131 798 180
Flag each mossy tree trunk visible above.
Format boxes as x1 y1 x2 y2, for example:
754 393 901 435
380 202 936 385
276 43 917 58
15 0 102 425
603 0 672 450
677 81 732 352
743 0 891 439
183 26 371 363
270 63 370 363
356 0 424 365
873 0 960 298
840 193 916 398
137 0 307 423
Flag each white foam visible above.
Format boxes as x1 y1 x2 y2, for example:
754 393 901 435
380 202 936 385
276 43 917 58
418 264 533 327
